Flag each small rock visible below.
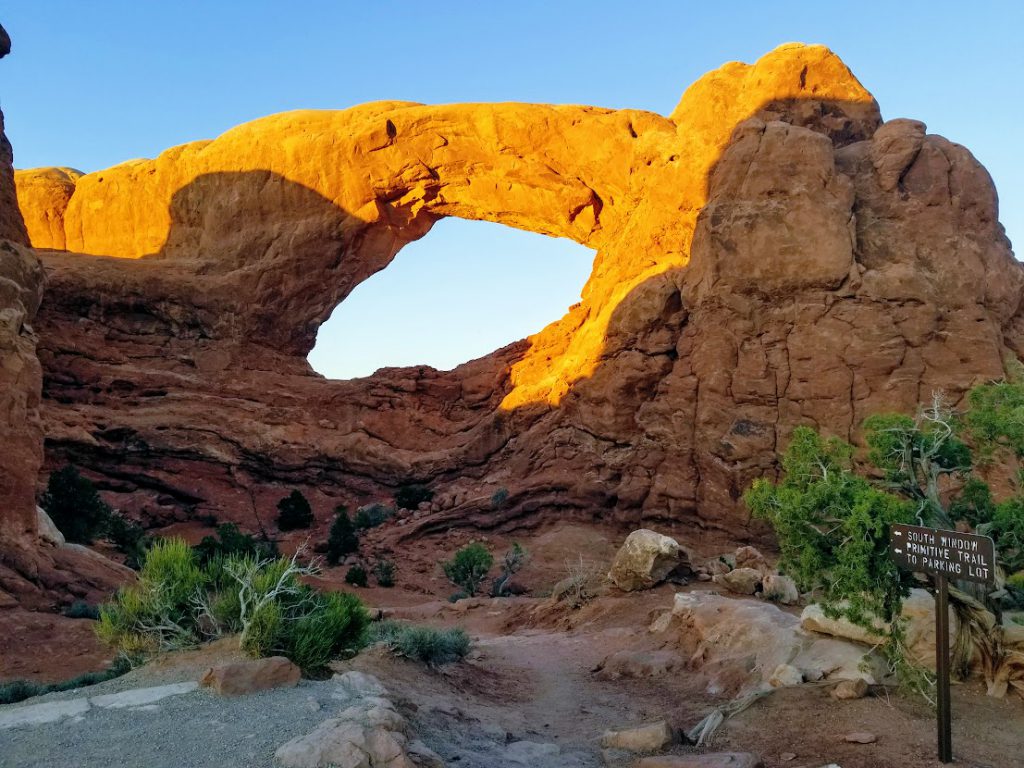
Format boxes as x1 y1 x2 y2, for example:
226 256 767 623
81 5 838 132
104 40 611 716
831 678 869 700
761 574 799 605
779 753 796 762
735 546 770 574
703 557 732 577
844 732 877 744
200 656 300 696
713 567 762 595
768 663 803 688
599 720 675 752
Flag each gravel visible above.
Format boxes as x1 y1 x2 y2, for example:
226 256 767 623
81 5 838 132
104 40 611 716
0 679 336 768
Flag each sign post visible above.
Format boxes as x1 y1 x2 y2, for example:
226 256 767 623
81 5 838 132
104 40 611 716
889 523 996 764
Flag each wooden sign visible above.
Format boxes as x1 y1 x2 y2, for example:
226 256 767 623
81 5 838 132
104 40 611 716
890 523 995 584
890 523 997 764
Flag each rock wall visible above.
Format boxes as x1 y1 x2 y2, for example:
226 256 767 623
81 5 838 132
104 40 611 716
0 22 43 555
13 43 1022 541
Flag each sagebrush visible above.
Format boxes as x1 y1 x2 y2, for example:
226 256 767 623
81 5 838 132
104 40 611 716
96 538 367 673
367 620 470 665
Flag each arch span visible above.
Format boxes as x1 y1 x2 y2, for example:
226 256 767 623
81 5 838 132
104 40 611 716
308 218 596 380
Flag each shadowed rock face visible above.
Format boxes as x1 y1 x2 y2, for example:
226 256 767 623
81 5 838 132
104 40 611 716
10 43 1022 545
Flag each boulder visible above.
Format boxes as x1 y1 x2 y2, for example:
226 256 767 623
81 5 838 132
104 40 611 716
713 567 762 596
599 720 675 753
200 656 301 696
275 681 443 768
734 546 770 574
661 592 888 696
800 604 886 645
608 530 690 592
36 506 64 547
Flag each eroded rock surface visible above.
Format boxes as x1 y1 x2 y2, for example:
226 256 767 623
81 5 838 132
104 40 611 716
5 43 1022 568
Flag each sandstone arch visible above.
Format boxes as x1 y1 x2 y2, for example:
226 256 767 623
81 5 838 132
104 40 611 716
9 42 1021 553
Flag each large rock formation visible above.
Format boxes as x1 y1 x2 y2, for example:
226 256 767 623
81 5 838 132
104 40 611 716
10 43 1021 546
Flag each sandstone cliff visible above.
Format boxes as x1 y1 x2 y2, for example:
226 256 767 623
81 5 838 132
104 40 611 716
12 43 1021 547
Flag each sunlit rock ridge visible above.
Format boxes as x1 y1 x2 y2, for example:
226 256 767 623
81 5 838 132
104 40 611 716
8 43 1021 553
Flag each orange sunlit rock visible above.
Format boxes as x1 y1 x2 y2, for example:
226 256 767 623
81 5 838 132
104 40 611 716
16 44 879 409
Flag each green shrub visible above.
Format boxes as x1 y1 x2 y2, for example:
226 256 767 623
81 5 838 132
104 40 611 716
64 600 100 620
345 564 368 587
373 559 396 588
41 465 111 544
96 539 369 673
96 538 206 657
0 657 131 705
368 620 469 665
0 680 44 705
395 484 433 510
277 490 314 531
194 523 278 565
240 600 283 657
490 487 509 509
745 427 914 628
442 543 493 597
282 591 368 673
326 507 359 565
353 503 395 530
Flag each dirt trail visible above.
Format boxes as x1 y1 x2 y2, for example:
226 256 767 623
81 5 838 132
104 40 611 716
3 522 1023 767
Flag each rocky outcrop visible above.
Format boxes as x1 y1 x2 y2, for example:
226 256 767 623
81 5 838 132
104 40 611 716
274 672 444 768
655 592 888 696
9 43 1021 548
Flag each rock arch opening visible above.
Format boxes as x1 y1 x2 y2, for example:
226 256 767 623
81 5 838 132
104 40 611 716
307 218 596 379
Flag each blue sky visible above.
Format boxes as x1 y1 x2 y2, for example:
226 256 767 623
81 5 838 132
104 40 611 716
4 2 1022 378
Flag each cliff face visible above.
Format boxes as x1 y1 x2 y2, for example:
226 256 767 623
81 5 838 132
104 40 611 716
0 22 43 556
12 44 1022 542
